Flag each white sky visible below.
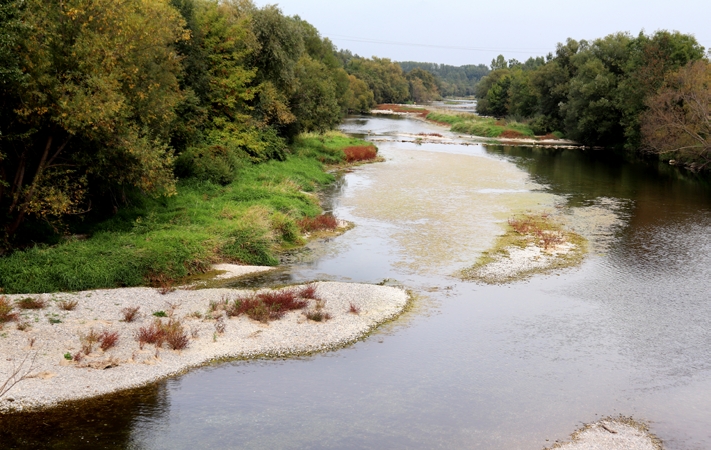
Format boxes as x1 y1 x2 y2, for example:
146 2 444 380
253 0 711 67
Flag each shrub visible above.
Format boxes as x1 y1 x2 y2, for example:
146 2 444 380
99 330 119 351
298 214 338 232
163 319 189 350
225 290 308 323
343 146 377 162
137 320 165 349
299 284 318 299
136 318 189 350
348 303 360 314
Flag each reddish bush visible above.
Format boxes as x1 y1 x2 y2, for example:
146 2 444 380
136 319 189 350
299 284 318 299
348 303 360 314
122 306 140 322
99 330 119 351
137 320 165 349
298 214 339 232
499 130 526 139
225 290 308 323
343 146 377 162
164 320 189 350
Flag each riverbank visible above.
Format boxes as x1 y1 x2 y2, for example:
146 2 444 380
0 273 409 413
371 104 580 147
0 132 378 295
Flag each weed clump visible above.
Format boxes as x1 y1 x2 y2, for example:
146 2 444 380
348 303 360 314
122 306 140 322
299 284 318 299
508 214 565 250
99 330 120 351
223 289 309 323
16 297 46 310
136 319 189 350
305 297 331 322
0 297 18 324
58 299 78 311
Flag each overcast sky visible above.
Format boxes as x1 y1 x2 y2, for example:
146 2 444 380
253 0 711 67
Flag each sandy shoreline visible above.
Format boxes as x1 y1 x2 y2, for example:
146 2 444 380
549 417 663 450
0 274 409 413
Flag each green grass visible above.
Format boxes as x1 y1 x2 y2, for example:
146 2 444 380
427 112 535 138
0 132 372 294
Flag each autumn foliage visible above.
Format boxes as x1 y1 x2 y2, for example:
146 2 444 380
343 146 377 162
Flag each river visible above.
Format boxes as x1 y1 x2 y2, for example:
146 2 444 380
3 111 711 449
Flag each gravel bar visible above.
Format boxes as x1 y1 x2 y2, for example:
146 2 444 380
0 281 408 413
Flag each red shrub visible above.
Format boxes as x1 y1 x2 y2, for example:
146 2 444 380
298 214 339 232
137 320 165 349
343 146 377 162
299 284 318 299
499 130 526 139
99 330 119 351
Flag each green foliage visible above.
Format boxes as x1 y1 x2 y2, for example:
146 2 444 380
346 57 410 104
428 112 534 138
474 31 706 148
406 68 441 102
398 61 490 97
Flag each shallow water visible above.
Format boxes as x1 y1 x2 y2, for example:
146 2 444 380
3 116 711 449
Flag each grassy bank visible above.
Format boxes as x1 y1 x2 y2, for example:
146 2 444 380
0 132 377 294
426 111 537 139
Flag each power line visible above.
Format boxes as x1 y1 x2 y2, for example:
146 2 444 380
326 34 551 54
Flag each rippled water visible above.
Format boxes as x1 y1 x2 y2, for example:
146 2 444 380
3 116 711 450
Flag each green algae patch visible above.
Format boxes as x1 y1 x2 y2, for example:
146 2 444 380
460 213 588 284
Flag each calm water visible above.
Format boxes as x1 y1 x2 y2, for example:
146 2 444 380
2 116 711 449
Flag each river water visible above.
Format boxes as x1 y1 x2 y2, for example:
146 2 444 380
3 114 711 449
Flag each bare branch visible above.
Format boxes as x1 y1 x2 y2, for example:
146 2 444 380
0 350 39 400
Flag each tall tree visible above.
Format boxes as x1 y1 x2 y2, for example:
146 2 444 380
0 0 187 241
641 60 711 170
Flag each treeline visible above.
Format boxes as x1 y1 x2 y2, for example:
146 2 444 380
475 31 708 152
398 61 490 97
0 0 440 247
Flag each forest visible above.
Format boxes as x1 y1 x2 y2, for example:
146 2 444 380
473 32 710 167
0 0 445 252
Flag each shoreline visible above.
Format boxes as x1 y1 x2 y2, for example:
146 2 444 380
0 273 409 413
549 417 663 450
369 107 582 148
